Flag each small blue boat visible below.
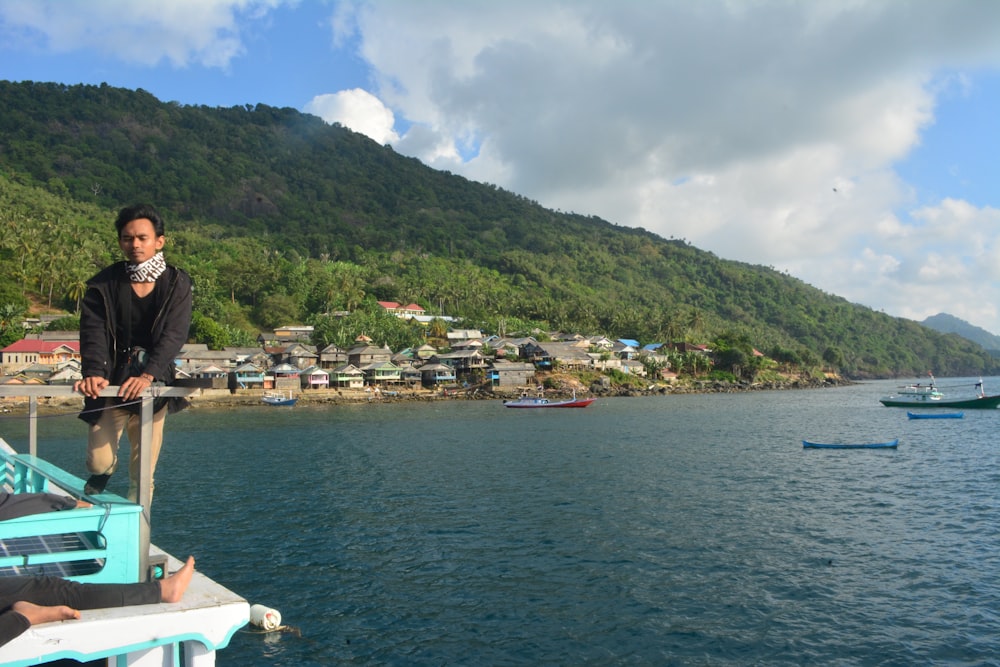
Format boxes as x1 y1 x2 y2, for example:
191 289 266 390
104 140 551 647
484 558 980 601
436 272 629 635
803 439 898 449
907 411 963 419
262 390 297 406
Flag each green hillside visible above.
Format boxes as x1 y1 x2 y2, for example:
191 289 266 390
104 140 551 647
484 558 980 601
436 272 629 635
922 313 1000 355
0 80 995 378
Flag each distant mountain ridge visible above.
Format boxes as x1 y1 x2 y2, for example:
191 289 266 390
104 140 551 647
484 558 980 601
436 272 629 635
922 313 1000 352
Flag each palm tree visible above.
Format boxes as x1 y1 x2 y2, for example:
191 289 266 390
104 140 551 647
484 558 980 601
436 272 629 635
428 317 449 340
67 274 89 313
40 249 66 309
687 308 704 335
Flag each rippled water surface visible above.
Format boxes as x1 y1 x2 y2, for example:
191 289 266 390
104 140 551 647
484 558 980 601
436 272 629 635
8 379 1000 665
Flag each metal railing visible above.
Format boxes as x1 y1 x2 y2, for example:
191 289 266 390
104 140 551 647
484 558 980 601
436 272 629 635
0 384 201 580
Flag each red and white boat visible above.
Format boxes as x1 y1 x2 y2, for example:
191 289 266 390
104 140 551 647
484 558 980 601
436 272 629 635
503 391 595 408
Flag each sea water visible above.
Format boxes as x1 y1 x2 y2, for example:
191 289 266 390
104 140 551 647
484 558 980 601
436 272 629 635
6 378 1000 666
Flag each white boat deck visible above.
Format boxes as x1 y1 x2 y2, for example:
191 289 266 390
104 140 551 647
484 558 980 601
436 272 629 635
2 548 249 667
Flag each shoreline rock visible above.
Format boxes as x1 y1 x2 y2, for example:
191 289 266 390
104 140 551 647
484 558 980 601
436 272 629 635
0 375 855 415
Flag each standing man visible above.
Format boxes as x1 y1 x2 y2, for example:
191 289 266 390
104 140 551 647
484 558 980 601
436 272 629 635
74 204 193 503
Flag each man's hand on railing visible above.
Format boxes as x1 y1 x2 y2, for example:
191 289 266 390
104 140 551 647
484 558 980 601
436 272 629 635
73 376 110 400
118 374 156 401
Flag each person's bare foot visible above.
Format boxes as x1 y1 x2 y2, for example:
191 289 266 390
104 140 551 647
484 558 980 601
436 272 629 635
12 601 80 626
159 556 195 603
75 500 93 509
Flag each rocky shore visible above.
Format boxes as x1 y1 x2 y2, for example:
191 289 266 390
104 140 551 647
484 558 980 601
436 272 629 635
0 374 853 415
189 373 853 408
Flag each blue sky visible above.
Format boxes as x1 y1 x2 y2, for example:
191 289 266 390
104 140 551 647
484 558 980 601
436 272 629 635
895 69 1000 210
3 1 1000 336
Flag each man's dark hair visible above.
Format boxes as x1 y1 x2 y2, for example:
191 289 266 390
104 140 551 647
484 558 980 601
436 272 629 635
115 204 165 237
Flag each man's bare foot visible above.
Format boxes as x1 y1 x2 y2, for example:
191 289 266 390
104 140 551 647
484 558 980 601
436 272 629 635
159 556 195 603
12 601 80 626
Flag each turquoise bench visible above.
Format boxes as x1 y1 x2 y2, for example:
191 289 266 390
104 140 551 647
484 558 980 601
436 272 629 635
0 450 142 583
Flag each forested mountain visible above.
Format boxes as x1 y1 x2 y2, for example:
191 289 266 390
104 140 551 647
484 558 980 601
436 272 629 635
922 313 1000 354
0 80 996 378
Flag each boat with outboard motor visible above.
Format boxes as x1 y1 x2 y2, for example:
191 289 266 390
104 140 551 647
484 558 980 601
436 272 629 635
879 376 1000 409
503 390 595 408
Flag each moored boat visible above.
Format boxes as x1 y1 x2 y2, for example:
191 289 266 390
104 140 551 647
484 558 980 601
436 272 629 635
882 393 1000 409
803 439 899 449
907 411 964 419
880 376 1000 409
262 390 297 406
504 391 595 408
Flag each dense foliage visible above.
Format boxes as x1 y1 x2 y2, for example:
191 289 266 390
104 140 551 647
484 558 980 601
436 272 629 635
0 80 995 378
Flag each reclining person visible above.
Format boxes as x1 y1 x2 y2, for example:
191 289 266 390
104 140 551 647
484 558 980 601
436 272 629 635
0 491 91 521
0 556 195 647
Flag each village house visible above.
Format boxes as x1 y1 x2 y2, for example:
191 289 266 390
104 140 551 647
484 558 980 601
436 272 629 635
274 325 314 342
391 353 421 376
299 365 330 390
377 301 426 318
409 314 456 326
397 363 422 386
269 363 301 390
318 344 348 369
279 343 319 369
1 339 81 371
488 360 536 388
490 337 536 360
190 364 229 388
612 340 640 360
47 360 82 385
419 362 456 387
347 344 392 367
233 362 266 389
360 360 401 385
587 336 615 349
451 338 484 353
18 363 57 382
521 340 595 370
432 350 488 379
619 358 648 377
446 329 484 345
0 373 46 386
175 345 264 375
329 364 364 389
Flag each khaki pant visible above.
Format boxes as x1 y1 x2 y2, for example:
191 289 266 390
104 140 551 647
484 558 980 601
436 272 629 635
85 405 168 503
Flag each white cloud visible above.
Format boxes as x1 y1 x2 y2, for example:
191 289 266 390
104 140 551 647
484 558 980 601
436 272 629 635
332 0 1000 332
0 0 287 68
306 88 399 144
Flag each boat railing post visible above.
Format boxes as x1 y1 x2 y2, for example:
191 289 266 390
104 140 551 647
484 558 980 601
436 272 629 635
137 391 154 582
28 395 38 457
0 384 203 583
